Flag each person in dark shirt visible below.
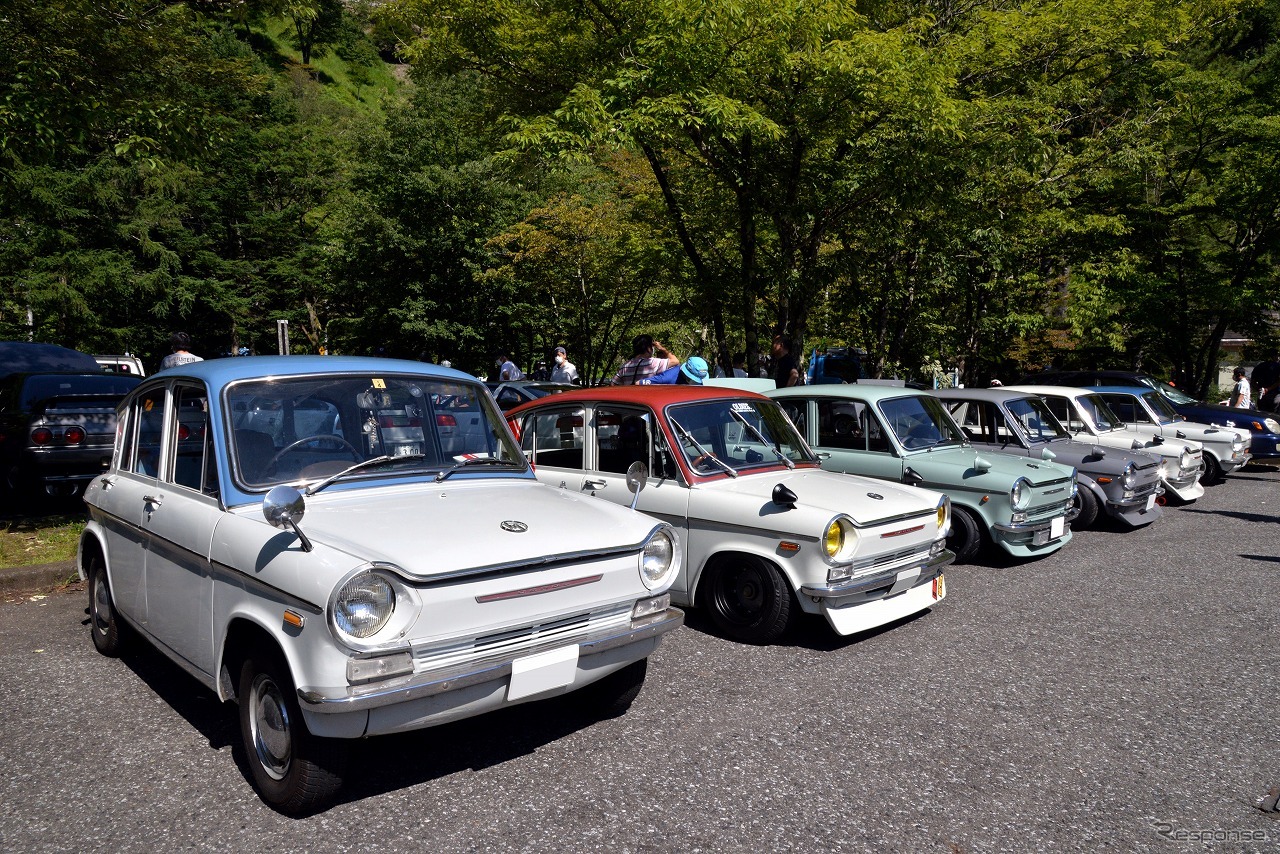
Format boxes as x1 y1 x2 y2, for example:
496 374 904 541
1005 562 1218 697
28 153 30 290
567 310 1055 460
772 335 799 388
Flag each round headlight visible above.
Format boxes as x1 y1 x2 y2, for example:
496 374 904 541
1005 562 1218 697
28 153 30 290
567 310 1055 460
936 495 950 535
1121 462 1137 489
1179 447 1193 469
1010 477 1032 511
639 529 676 589
822 516 858 562
333 572 395 639
824 519 844 557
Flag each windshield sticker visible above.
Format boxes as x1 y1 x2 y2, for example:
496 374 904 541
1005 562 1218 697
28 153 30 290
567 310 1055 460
730 402 754 412
371 378 387 389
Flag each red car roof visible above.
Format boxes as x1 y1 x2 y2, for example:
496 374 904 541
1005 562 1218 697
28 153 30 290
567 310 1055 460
505 383 769 417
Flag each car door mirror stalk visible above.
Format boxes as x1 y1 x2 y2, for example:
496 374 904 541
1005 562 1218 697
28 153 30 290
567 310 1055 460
263 485 313 552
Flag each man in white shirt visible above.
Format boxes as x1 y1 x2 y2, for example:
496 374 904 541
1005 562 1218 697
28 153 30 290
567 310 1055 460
1229 367 1251 408
550 346 579 384
496 352 523 381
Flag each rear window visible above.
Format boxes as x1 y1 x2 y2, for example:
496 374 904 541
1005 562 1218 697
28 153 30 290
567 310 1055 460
16 374 141 411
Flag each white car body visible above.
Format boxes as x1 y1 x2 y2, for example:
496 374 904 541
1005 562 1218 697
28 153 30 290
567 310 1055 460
79 356 682 813
1090 387 1250 480
1009 385 1206 502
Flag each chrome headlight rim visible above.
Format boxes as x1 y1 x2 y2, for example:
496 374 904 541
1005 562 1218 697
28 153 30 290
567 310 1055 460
936 495 951 537
1009 476 1032 511
1121 462 1137 490
821 515 859 565
638 526 679 591
328 563 417 650
1179 447 1193 469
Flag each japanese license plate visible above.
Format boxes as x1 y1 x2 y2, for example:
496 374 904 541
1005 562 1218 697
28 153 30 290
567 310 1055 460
1145 494 1157 511
932 574 946 600
507 644 579 701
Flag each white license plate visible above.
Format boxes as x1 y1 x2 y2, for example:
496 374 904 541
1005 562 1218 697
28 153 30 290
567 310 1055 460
507 644 580 701
1051 516 1065 538
1145 494 1157 511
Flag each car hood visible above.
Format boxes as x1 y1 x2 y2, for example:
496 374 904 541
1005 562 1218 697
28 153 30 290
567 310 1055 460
905 445 1073 486
694 467 939 527
1042 438 1160 473
279 480 658 579
1165 422 1247 446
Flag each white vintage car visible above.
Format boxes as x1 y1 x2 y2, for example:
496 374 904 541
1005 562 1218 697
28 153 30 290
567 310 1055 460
79 356 683 814
1009 385 1206 503
507 386 953 645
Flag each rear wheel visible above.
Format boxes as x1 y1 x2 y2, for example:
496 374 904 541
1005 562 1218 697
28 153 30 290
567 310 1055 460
702 555 795 644
238 651 348 815
1071 485 1099 529
87 551 126 657
946 506 983 564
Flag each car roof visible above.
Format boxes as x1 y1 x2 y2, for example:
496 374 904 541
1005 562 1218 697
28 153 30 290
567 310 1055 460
1004 384 1099 398
931 387 1037 404
1019 369 1156 386
1092 385 1156 396
768 384 925 403
506 383 769 415
0 341 101 380
144 355 478 386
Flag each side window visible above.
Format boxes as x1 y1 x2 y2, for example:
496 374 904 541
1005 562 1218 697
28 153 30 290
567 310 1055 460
817 399 889 452
495 387 524 411
132 388 167 478
520 408 585 470
1044 397 1082 432
779 401 806 435
172 384 218 497
948 402 982 442
596 406 652 475
1105 397 1138 423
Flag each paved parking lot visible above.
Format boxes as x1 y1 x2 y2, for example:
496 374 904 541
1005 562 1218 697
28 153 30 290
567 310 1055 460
1 465 1277 852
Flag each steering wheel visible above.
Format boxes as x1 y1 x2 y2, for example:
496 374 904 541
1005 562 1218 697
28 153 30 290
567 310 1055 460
690 453 724 471
266 434 362 473
902 425 940 450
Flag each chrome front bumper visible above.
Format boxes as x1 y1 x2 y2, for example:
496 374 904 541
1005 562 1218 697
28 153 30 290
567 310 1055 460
799 550 953 601
298 608 684 713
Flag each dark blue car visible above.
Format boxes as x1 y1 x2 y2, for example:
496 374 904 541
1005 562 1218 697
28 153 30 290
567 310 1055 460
1018 370 1280 459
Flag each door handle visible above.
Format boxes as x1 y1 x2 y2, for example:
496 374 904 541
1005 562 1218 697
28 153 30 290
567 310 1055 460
584 479 607 489
143 494 162 508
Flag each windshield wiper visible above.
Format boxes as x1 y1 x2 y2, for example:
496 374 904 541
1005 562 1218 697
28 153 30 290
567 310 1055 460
667 415 738 478
730 409 795 468
305 454 427 496
435 456 522 483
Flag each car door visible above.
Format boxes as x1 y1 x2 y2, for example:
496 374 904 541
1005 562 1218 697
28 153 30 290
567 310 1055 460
585 404 692 591
93 384 166 623
137 382 219 675
810 396 906 482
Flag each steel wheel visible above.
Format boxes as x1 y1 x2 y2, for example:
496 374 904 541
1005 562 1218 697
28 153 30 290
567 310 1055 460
87 552 126 657
704 555 794 644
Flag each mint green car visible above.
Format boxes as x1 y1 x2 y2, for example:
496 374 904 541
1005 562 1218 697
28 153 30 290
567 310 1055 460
767 385 1077 563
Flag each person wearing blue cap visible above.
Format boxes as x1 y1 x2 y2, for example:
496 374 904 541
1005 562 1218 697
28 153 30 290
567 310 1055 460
642 355 709 385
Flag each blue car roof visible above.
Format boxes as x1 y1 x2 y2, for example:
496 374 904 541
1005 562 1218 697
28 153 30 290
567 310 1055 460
152 355 478 386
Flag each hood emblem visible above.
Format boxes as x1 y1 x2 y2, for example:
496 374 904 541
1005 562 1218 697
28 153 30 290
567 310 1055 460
867 492 884 500
500 520 529 533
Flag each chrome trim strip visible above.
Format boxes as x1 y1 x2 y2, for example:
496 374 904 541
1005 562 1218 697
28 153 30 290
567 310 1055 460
991 515 1069 533
800 551 953 600
297 608 684 713
475 573 603 603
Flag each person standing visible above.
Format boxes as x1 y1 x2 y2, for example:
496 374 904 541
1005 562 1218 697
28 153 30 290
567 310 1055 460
611 335 680 385
1229 366 1252 408
550 346 579 384
645 356 709 385
496 352 523 381
530 360 551 381
158 332 203 371
772 335 800 388
1251 350 1280 412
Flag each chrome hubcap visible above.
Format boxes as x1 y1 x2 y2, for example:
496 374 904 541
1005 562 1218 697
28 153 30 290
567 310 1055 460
91 574 112 634
250 674 292 780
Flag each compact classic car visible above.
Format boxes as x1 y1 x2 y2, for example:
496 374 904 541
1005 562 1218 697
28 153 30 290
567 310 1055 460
932 387 1163 528
80 356 683 814
1008 385 1205 503
767 386 1077 563
506 386 953 645
1090 386 1250 482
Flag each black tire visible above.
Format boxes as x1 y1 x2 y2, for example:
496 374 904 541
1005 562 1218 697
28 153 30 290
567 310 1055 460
702 555 795 644
1199 453 1223 484
87 551 126 657
945 505 983 564
238 651 348 815
575 659 648 717
1071 484 1100 529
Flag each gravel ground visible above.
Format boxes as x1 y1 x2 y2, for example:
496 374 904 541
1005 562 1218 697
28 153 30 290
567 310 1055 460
1 464 1277 852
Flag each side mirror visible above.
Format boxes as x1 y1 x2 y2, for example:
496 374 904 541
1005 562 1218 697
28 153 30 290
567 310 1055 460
263 485 313 552
972 455 993 473
902 466 926 485
1090 444 1107 459
772 483 798 508
625 461 649 510
1041 448 1056 461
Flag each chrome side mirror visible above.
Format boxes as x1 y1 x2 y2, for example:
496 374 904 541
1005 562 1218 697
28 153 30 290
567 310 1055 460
625 461 649 510
263 485 313 552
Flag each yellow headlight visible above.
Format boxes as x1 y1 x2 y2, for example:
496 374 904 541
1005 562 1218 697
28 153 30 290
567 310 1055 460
936 496 950 533
824 519 844 558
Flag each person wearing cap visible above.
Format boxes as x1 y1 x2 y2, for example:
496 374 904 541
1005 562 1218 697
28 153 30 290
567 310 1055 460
643 355 709 385
550 346 579 384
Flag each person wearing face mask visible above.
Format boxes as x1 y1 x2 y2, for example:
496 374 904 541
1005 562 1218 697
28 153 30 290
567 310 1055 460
550 346 579 385
496 352 523 381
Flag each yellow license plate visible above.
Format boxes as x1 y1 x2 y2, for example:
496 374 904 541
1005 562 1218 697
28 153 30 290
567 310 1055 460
932 573 946 600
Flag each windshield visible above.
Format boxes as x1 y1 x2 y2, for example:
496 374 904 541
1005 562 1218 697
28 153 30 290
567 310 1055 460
666 398 815 474
1007 397 1070 443
878 395 967 450
1155 380 1197 406
1141 390 1181 424
226 373 524 490
1078 394 1124 431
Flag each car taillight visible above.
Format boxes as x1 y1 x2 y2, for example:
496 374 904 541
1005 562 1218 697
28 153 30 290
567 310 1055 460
30 428 53 445
64 426 86 445
436 414 457 427
177 423 190 440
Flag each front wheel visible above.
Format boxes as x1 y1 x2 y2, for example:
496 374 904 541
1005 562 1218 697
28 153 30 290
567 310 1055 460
1199 454 1223 484
946 506 983 564
1071 485 1099 529
702 555 795 644
239 652 348 815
